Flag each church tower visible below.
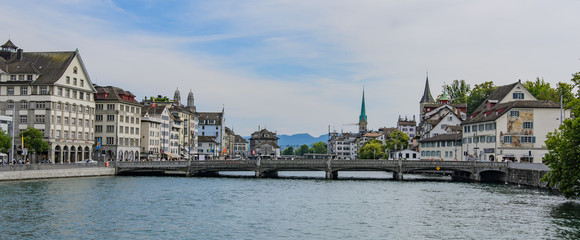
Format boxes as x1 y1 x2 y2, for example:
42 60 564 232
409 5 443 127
419 73 435 115
359 88 367 133
173 87 181 106
186 89 196 112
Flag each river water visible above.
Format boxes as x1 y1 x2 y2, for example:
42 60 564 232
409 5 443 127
1 172 579 239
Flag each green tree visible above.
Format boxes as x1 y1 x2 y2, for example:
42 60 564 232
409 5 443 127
282 146 294 155
442 79 471 104
523 77 558 101
310 142 327 154
295 144 310 156
20 127 49 163
0 129 12 154
385 130 410 151
541 117 580 199
466 81 497 115
358 139 385 159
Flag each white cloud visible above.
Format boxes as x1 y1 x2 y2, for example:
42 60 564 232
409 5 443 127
2 0 579 137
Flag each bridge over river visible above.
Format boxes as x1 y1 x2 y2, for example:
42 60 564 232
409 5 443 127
116 159 516 182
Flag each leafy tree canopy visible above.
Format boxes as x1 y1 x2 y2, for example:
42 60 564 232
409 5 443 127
20 127 49 162
386 130 410 151
442 79 471 104
358 139 385 159
466 81 497 115
282 146 294 155
0 129 11 154
541 117 580 199
523 77 558 101
310 141 327 154
295 144 310 156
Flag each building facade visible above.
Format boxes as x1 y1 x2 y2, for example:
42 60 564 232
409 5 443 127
94 85 142 161
249 128 280 157
461 81 570 163
197 110 225 156
0 40 95 163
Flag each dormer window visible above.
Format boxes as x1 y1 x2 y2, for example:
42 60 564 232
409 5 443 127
513 92 524 99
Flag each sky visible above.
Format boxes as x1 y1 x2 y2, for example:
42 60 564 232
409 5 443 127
1 0 580 137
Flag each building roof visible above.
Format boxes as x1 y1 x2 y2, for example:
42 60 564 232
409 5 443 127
250 128 278 140
420 133 462 142
472 82 518 114
420 75 435 103
462 100 560 125
1 51 80 85
234 135 248 143
95 85 142 106
1 39 18 49
198 112 223 125
359 88 367 123
363 132 383 138
198 136 218 143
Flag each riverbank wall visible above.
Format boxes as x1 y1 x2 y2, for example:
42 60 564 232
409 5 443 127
506 162 550 188
0 166 115 181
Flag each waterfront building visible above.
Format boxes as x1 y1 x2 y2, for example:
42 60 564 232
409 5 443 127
461 81 570 163
249 128 280 158
168 114 181 159
197 135 219 159
140 110 161 160
140 104 171 159
397 115 417 139
0 40 96 163
168 88 198 158
197 110 225 156
94 85 142 161
419 133 462 160
327 131 358 160
388 149 420 160
234 134 248 156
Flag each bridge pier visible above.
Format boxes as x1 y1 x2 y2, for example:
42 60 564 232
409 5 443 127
393 172 403 180
255 170 278 178
470 172 481 182
325 171 338 180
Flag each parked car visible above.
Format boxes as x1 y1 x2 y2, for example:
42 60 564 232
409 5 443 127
77 159 98 164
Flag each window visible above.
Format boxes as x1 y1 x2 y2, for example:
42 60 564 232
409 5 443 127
73 67 78 74
96 115 103 121
510 111 519 117
27 75 33 80
7 87 14 95
107 104 115 110
106 125 114 133
58 88 63 96
35 115 45 124
20 115 27 123
57 103 61 110
56 130 61 138
71 118 76 126
40 87 48 95
120 126 124 133
66 89 70 98
79 92 84 100
513 92 525 99
479 124 484 131
57 116 62 124
80 79 84 87
464 126 470 133
107 115 115 121
71 105 76 113
472 125 477 132
20 87 28 95
35 102 46 109
64 104 69 111
523 122 533 129
64 117 69 125
504 136 512 143
20 101 28 109
521 136 536 143
95 125 102 133
106 137 114 145
73 78 77 86
96 104 103 110
78 132 82 139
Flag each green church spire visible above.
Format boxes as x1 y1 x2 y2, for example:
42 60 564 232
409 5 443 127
359 88 367 123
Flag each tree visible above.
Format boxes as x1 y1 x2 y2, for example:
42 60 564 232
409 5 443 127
20 127 49 163
310 142 327 154
295 144 310 156
282 146 294 155
442 79 471 104
541 117 580 199
0 129 11 154
523 77 558 101
358 139 385 159
385 130 410 151
466 81 497 115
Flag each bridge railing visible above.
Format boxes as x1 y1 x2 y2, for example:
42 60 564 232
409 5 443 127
116 161 188 168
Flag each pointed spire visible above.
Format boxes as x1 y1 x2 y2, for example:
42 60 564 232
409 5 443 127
359 87 367 123
420 72 435 103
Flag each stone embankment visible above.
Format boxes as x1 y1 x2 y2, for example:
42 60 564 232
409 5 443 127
0 163 115 181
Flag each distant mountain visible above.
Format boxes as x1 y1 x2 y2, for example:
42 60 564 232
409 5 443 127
278 133 328 147
242 133 329 147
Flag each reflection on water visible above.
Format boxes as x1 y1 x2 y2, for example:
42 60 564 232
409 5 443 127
551 201 580 239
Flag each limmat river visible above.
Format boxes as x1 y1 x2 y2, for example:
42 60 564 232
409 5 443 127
1 172 579 240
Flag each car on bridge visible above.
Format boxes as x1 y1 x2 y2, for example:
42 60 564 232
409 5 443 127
77 159 98 165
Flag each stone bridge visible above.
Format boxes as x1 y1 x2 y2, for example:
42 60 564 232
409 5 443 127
116 159 510 182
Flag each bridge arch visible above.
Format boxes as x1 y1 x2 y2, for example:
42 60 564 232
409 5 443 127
478 170 507 182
